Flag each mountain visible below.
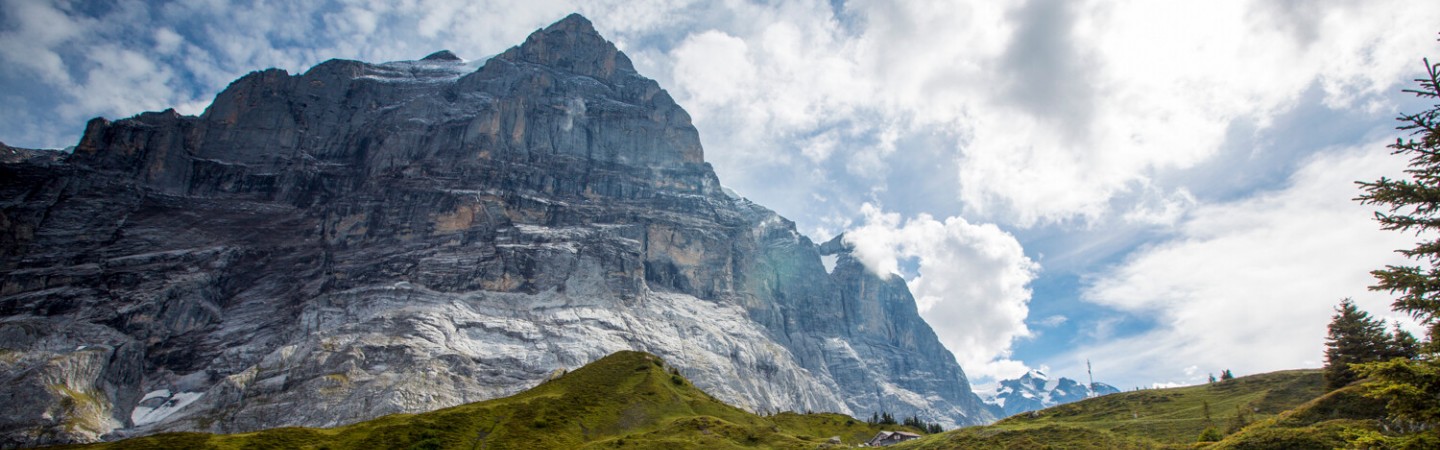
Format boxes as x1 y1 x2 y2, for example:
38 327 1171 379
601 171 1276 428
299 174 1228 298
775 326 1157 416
894 369 1383 449
988 369 1121 417
0 142 64 165
63 351 929 449
0 13 994 446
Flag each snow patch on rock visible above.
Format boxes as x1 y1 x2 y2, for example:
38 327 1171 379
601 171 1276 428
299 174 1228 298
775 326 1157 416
131 391 203 427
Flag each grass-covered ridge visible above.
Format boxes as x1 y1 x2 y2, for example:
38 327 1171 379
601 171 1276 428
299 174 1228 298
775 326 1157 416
55 351 922 449
892 368 1385 449
58 357 1398 449
995 369 1326 444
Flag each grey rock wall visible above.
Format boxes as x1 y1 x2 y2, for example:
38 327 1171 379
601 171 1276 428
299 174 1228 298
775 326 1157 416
0 13 994 446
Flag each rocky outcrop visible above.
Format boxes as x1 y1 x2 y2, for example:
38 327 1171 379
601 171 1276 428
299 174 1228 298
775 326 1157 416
0 14 994 446
0 143 64 165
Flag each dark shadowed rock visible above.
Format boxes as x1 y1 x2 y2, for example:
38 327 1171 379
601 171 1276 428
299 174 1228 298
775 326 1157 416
0 141 64 165
421 50 461 61
0 14 995 446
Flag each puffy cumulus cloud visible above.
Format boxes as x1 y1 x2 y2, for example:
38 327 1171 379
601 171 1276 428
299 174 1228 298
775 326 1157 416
845 204 1039 381
947 0 1440 225
1071 141 1420 388
652 0 1440 227
660 1 873 185
670 30 759 125
0 1 85 83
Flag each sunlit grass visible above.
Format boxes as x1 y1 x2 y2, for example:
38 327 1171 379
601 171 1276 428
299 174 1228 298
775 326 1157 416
54 351 923 450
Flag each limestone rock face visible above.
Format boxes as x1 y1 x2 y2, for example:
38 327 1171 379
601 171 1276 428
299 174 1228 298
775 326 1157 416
0 14 994 446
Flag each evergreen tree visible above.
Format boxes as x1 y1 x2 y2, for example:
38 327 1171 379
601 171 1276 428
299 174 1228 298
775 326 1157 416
1225 405 1251 434
1388 322 1421 359
1197 426 1223 443
1354 53 1440 440
1324 299 1395 389
1356 57 1440 348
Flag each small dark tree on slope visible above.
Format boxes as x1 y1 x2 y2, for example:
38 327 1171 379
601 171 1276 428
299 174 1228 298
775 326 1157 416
1390 322 1421 358
1325 299 1397 389
1197 426 1223 443
1355 53 1440 440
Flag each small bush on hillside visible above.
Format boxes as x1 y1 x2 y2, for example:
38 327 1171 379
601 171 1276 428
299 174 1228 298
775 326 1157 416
1198 426 1224 442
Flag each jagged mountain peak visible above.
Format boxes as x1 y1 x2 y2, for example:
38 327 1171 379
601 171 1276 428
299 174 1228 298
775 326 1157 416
498 13 635 80
0 13 994 446
420 49 461 61
818 233 853 255
990 371 1120 417
1019 369 1049 380
552 12 597 31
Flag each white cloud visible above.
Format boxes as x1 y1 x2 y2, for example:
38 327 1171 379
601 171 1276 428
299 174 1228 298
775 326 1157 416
0 1 83 86
660 0 1440 227
59 45 177 119
671 30 758 121
845 203 1039 381
942 0 1440 226
1073 140 1420 388
1122 186 1197 227
800 130 839 163
1035 315 1068 327
153 28 183 55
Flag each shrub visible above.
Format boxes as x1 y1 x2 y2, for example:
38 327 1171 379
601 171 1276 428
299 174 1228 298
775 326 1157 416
1198 426 1223 442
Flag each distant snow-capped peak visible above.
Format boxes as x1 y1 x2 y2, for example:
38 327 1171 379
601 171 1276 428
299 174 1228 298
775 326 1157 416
983 371 1121 417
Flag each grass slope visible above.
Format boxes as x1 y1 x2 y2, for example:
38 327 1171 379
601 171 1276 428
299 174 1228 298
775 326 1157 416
55 351 921 449
1207 382 1395 450
894 369 1332 449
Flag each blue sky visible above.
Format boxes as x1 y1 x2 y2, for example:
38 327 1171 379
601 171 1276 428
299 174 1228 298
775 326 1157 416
3 0 1439 391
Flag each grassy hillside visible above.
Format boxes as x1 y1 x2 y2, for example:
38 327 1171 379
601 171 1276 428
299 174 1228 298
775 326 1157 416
1206 382 1394 449
60 357 1402 449
54 351 921 449
894 369 1347 449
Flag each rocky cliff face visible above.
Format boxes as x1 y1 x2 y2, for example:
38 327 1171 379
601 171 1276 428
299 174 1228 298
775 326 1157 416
0 14 995 446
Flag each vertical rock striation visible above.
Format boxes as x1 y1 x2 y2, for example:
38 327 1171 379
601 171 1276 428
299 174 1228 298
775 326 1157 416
0 14 995 446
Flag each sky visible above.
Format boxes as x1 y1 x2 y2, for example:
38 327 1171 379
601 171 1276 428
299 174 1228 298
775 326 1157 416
3 0 1439 392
